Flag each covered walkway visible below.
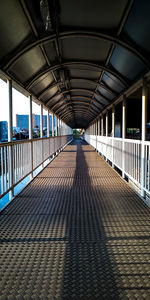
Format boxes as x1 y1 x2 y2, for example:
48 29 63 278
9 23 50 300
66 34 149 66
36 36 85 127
0 139 150 299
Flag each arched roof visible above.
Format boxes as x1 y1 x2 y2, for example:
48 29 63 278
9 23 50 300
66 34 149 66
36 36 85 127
0 0 150 128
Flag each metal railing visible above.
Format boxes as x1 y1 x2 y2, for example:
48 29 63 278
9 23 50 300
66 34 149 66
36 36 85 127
85 134 150 200
0 135 72 200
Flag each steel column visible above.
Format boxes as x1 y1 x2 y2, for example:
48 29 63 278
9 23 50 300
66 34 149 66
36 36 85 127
112 106 115 168
101 117 104 136
122 97 126 178
47 110 50 138
8 80 14 199
29 95 33 178
106 111 108 137
141 78 147 198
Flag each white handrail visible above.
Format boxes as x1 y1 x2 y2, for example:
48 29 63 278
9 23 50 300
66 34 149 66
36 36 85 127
85 133 150 202
0 135 73 200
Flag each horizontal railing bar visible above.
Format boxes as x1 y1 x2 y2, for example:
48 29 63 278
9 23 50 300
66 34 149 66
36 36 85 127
0 135 73 201
0 135 73 147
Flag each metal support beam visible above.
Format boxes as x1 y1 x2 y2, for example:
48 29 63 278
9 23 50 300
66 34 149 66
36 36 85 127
112 106 115 138
101 117 104 136
8 79 14 199
29 95 33 178
4 31 150 72
56 117 58 136
47 109 50 137
141 78 148 198
52 113 54 136
25 62 128 90
122 97 126 178
106 111 108 137
40 104 43 138
112 105 115 168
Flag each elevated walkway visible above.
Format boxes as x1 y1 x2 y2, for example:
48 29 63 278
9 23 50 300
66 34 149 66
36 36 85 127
0 139 150 299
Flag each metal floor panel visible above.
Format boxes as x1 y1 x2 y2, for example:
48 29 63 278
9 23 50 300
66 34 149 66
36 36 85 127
0 139 150 299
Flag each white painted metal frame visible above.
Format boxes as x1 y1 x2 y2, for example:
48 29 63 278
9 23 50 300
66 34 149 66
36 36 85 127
85 78 150 203
0 135 73 201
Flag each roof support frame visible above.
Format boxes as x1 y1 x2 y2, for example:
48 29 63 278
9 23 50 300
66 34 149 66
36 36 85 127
55 102 100 116
25 62 128 90
48 95 104 112
38 78 116 99
3 30 150 71
59 107 96 120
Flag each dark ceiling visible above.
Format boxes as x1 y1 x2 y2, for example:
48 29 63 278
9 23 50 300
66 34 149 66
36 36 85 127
0 0 150 128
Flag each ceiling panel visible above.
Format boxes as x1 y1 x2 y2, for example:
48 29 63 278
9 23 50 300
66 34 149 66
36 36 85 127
71 90 92 97
9 47 47 83
102 72 125 94
41 86 59 102
60 0 128 30
69 67 101 80
70 80 96 90
97 86 116 100
124 0 150 53
30 73 54 95
60 37 111 62
110 46 146 81
43 42 58 64
0 0 32 61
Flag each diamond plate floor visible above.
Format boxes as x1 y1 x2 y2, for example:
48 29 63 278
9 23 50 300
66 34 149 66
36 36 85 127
0 139 150 299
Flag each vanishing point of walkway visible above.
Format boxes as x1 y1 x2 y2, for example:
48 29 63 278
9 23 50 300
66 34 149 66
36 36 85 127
0 139 150 299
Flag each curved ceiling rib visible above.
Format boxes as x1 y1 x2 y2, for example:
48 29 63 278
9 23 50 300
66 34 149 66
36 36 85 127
59 108 97 119
55 100 102 114
55 102 100 116
59 106 97 118
49 95 104 111
1 1 150 130
3 31 150 71
50 97 102 113
26 62 128 90
46 90 109 107
38 78 116 99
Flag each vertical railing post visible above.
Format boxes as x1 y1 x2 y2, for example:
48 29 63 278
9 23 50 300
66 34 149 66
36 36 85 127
99 117 101 136
52 113 54 137
8 79 14 200
106 111 108 137
101 117 104 136
56 116 58 137
141 78 147 198
40 104 43 165
47 110 50 138
122 96 126 178
47 109 50 159
112 105 115 168
29 95 33 178
51 113 54 157
106 111 109 160
55 116 58 154
101 117 104 156
96 121 97 151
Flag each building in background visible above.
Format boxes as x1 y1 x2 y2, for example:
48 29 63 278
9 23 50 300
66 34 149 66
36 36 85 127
16 114 29 130
34 114 40 129
0 121 8 142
